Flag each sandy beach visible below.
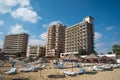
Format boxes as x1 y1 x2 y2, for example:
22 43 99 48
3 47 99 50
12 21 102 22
0 62 120 80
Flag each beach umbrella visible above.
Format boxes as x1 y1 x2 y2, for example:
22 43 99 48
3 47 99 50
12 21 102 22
85 53 98 63
62 54 82 62
99 56 116 63
85 53 98 59
62 54 82 72
38 57 49 77
45 56 59 61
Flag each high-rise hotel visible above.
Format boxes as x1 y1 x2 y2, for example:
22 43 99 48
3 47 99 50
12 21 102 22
46 16 94 57
65 16 94 54
46 23 66 57
3 33 29 57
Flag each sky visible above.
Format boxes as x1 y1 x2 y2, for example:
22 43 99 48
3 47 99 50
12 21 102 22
0 0 120 54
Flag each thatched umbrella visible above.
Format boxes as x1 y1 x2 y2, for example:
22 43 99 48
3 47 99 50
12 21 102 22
62 54 82 71
62 54 82 62
45 56 59 61
99 56 116 63
85 53 98 63
38 57 49 77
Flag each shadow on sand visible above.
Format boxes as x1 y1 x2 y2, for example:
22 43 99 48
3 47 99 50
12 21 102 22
11 78 29 80
85 71 97 75
48 74 66 78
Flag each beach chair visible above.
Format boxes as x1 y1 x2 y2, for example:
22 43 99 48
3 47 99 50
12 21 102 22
19 65 38 72
102 65 112 71
112 64 120 68
0 60 4 67
90 66 104 71
4 68 17 75
73 63 80 67
20 61 30 67
41 64 46 68
63 71 77 76
0 63 4 67
76 67 85 74
0 75 3 80
35 64 46 69
54 62 63 68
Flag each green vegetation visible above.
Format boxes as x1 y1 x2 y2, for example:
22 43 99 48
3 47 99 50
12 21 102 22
107 52 112 54
93 50 98 55
112 44 120 55
78 49 86 55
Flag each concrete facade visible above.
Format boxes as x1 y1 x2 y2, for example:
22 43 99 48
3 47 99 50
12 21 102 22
27 45 46 57
65 16 94 54
3 33 29 57
46 23 66 57
46 16 94 58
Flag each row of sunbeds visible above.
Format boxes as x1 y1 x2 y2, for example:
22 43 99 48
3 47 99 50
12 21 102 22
60 63 120 76
89 64 120 71
4 63 46 75
60 67 85 76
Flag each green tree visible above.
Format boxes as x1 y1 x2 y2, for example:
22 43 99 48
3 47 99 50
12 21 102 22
93 50 98 55
107 52 112 54
112 44 120 55
78 49 86 55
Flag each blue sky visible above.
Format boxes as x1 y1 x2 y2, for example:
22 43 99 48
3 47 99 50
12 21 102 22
0 0 120 54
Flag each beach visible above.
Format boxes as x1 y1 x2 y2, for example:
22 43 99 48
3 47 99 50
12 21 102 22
0 62 120 80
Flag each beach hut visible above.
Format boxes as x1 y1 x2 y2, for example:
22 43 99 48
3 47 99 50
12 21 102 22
45 56 59 60
62 54 82 71
99 56 116 64
85 53 98 63
61 54 82 62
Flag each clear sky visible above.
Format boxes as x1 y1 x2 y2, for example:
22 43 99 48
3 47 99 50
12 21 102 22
0 0 120 54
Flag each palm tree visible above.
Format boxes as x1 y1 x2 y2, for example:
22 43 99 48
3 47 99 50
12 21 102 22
112 44 120 58
112 44 120 54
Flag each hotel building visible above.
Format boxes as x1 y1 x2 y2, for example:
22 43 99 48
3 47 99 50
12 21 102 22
46 23 66 57
65 16 94 54
46 16 94 58
27 45 46 57
3 33 29 57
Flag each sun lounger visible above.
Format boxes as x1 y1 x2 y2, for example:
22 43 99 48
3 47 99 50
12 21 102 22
35 64 46 69
20 61 30 67
76 67 85 74
63 71 77 76
60 70 77 76
102 65 112 70
41 64 46 68
4 68 17 75
19 66 37 72
54 62 63 68
90 66 104 71
0 63 3 67
0 75 3 80
112 64 120 68
0 60 4 67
